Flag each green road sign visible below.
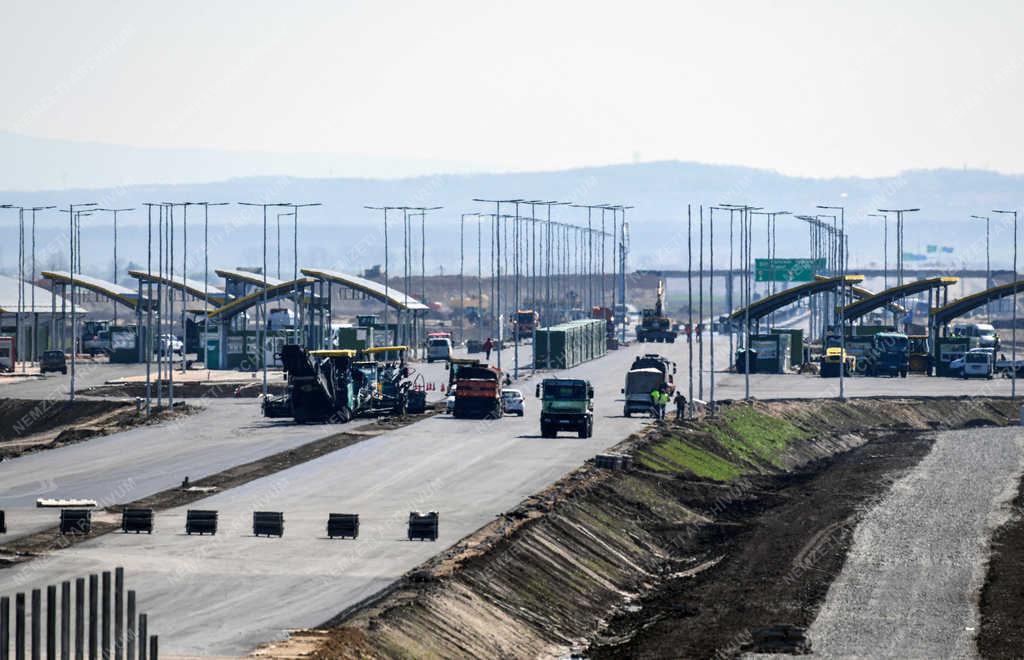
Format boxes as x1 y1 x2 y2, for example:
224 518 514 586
755 258 826 282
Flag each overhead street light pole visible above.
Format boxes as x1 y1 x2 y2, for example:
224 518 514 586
96 208 135 330
819 205 846 400
185 202 228 375
60 203 97 401
867 213 889 290
474 199 524 371
993 209 1018 401
240 202 292 398
722 204 761 400
970 215 992 321
878 208 920 291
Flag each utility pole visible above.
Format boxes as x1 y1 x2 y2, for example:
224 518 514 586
60 203 97 401
185 202 228 375
474 199 523 371
819 204 846 399
971 215 992 320
722 204 761 400
96 208 134 330
239 202 292 398
878 208 919 293
687 205 694 418
993 209 1018 401
867 213 889 290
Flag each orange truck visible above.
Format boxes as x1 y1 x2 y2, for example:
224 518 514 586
451 360 503 419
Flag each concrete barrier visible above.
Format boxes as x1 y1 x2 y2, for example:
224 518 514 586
408 512 439 541
121 508 154 534
185 510 218 536
59 509 92 535
252 511 284 538
327 513 359 539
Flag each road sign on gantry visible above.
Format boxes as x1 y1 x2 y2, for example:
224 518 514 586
755 258 826 282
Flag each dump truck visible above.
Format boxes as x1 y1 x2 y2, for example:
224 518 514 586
452 360 503 419
622 353 676 417
268 344 411 423
536 378 594 438
636 280 677 343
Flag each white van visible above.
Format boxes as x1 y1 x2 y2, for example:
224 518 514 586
426 336 452 363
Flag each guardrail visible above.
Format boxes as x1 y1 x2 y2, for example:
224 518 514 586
0 567 159 660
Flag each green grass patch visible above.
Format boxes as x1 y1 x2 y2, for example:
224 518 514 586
638 434 744 481
709 406 810 469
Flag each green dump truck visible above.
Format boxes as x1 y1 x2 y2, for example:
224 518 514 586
536 378 594 438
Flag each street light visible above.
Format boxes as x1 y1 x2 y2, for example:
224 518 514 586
818 205 847 400
721 204 762 400
970 215 992 321
96 208 134 329
184 202 228 376
239 202 293 398
59 203 97 401
993 209 1018 401
878 208 919 290
867 213 889 289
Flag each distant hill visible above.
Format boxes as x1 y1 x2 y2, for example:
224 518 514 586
1 158 1022 282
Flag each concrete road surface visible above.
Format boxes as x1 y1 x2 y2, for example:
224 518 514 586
807 426 1024 658
0 340 692 656
0 400 378 541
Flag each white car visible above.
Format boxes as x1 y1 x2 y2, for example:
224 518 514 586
158 334 183 355
501 389 525 416
962 349 994 379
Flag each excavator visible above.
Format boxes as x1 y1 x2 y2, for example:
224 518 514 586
636 280 677 343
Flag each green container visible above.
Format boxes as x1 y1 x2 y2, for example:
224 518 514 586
770 328 804 367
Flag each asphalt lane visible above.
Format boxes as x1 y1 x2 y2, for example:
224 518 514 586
0 399 379 541
0 340 690 656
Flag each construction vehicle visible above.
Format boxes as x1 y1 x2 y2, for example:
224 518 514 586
450 358 503 419
426 332 452 363
636 280 677 343
820 347 855 378
907 335 932 373
536 378 594 438
592 306 616 346
267 344 411 423
865 332 910 378
514 310 539 336
622 354 676 417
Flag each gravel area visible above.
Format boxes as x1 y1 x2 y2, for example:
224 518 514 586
807 426 1024 658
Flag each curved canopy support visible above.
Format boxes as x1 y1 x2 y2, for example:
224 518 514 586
207 277 316 321
728 274 865 324
930 280 1024 328
128 269 227 305
301 267 428 312
842 277 956 321
41 270 145 310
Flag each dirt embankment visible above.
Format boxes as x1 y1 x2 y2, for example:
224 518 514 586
0 398 193 459
978 471 1024 659
79 379 286 399
282 397 1017 659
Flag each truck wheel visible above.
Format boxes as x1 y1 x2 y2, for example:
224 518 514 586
61 368 67 375
668 336 676 343
624 409 631 418
541 425 554 438
900 370 907 378
337 406 352 423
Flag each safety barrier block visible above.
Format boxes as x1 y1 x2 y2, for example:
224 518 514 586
408 511 438 541
253 511 284 537
185 509 218 535
326 513 359 539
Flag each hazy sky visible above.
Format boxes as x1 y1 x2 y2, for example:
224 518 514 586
3 1 1023 178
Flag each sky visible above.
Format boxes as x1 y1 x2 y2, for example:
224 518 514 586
2 0 1024 179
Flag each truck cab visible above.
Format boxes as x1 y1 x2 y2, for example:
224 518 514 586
821 347 855 377
867 332 910 378
622 353 676 417
426 334 453 363
536 378 594 438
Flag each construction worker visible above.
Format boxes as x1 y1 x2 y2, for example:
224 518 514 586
649 386 663 419
674 391 687 420
483 337 494 361
658 383 670 420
